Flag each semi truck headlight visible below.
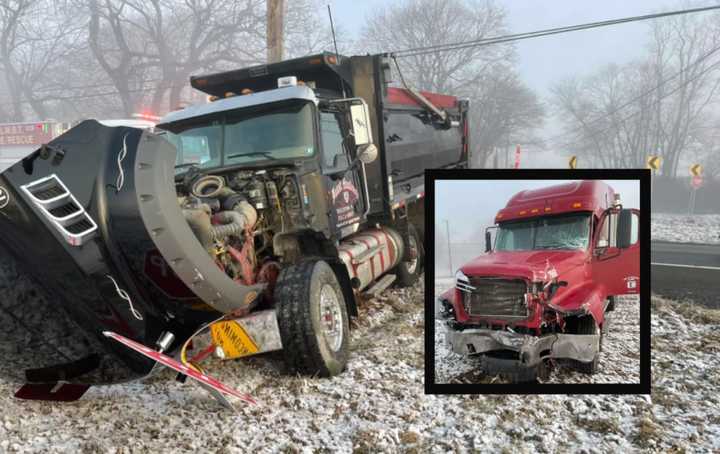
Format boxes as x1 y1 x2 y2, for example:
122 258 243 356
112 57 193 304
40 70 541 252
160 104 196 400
455 270 468 283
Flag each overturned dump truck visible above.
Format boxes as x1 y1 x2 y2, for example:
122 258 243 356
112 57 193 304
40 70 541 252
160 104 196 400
0 52 468 403
439 181 640 382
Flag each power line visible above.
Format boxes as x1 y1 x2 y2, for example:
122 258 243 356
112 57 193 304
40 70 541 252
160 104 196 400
393 5 720 58
2 81 190 107
29 77 166 94
5 5 720 111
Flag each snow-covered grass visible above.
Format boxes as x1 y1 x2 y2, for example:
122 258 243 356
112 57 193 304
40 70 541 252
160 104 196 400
0 278 718 452
652 213 720 244
434 281 641 384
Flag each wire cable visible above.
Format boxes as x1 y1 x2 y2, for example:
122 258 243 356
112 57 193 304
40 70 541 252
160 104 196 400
392 5 720 58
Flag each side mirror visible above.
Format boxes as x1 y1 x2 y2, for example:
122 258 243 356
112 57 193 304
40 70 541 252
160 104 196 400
485 230 492 252
357 143 378 164
350 102 372 146
617 209 633 249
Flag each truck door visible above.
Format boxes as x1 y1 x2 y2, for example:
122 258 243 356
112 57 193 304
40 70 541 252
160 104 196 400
591 209 640 296
319 111 366 237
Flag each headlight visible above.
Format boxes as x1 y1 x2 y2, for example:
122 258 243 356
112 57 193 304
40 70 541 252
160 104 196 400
455 270 475 293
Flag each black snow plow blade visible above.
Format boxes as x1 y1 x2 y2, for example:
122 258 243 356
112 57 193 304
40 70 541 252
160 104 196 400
0 120 263 387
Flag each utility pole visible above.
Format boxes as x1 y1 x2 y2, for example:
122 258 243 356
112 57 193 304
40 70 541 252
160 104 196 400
266 0 285 63
445 219 453 276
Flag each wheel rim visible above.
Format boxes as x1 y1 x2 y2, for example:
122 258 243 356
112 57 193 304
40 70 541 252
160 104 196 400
319 284 344 352
406 234 419 274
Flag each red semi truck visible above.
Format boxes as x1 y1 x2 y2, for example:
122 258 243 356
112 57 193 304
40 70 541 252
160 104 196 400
438 180 640 381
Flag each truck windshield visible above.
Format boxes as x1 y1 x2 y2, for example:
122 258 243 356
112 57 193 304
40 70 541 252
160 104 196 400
167 101 315 171
495 213 591 251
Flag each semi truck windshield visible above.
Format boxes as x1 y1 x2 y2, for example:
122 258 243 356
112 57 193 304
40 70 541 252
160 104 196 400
168 101 315 170
495 213 591 251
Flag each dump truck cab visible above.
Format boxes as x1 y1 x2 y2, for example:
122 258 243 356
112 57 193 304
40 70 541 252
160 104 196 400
160 79 375 242
441 181 640 380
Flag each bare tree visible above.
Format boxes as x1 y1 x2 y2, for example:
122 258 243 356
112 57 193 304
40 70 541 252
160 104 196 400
360 0 512 94
84 0 266 116
0 0 84 121
470 64 544 167
284 0 353 58
552 9 720 176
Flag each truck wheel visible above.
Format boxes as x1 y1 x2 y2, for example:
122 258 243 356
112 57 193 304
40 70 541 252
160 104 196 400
275 260 350 377
395 225 423 287
567 316 601 374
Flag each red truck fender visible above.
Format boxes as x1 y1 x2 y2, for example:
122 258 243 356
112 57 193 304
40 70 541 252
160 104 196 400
547 281 607 326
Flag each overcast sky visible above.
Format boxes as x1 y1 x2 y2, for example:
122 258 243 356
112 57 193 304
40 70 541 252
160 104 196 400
435 179 641 241
330 0 716 97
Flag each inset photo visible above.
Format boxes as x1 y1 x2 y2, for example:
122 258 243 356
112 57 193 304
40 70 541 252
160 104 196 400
426 169 650 394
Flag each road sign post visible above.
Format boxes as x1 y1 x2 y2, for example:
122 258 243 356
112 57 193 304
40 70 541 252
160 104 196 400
514 145 521 169
688 164 703 217
646 155 661 209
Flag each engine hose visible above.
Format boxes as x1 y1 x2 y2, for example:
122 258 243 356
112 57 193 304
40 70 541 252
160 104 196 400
211 210 247 240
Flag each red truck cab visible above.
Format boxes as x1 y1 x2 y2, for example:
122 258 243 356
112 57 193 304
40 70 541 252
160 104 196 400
440 180 640 379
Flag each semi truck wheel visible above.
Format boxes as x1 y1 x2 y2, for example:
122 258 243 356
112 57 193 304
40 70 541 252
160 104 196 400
395 225 423 287
567 315 601 374
275 260 350 377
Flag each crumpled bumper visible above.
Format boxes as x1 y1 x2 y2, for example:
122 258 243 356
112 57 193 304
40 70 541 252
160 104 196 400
446 328 599 367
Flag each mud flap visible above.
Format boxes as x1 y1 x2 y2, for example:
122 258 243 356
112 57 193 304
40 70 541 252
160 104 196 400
15 383 91 402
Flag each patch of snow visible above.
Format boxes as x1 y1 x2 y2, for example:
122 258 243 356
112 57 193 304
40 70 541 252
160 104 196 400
0 277 718 452
652 213 720 244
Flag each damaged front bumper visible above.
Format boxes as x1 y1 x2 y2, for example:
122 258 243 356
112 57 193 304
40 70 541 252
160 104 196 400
446 328 599 367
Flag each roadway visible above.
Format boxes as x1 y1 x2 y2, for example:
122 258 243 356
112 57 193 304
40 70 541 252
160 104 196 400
652 240 720 307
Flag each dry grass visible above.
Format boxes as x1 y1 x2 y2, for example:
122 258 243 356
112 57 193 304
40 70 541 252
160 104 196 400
634 415 661 444
576 416 621 434
652 296 720 325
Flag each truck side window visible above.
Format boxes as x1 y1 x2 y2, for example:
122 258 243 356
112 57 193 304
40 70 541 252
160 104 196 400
320 112 347 170
597 213 617 248
597 215 609 247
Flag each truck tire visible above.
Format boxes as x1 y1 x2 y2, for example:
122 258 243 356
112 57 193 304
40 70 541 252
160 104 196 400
567 315 601 374
275 260 350 377
395 224 423 287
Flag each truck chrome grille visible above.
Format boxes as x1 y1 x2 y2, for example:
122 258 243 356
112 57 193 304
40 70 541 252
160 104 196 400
462 277 528 319
20 174 98 246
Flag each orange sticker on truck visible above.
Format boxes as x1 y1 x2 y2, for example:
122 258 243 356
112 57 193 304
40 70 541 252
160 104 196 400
210 320 259 359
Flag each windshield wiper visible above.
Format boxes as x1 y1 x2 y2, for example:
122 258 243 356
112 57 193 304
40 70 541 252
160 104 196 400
535 242 575 249
226 151 276 161
174 163 198 169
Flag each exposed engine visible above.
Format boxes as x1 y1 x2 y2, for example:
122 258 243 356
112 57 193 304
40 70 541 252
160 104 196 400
176 167 303 288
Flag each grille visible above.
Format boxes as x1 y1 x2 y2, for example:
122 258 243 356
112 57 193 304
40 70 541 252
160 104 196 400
20 174 98 246
462 277 528 318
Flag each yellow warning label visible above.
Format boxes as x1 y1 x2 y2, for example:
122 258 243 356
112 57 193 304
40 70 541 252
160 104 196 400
210 320 259 359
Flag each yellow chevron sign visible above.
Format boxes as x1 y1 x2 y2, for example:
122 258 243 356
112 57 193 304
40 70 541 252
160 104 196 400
569 156 577 169
690 164 703 177
646 155 661 170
